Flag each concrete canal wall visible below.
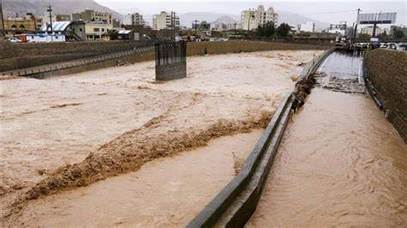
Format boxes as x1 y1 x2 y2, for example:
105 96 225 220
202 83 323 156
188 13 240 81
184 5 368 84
0 41 146 72
0 40 329 74
365 49 407 142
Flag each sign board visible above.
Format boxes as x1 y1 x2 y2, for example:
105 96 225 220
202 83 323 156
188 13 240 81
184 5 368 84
358 12 397 24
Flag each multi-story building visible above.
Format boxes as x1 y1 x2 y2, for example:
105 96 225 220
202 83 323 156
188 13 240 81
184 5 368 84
131 13 144 26
72 10 113 40
241 5 278 31
72 10 112 24
3 14 37 34
152 11 180 30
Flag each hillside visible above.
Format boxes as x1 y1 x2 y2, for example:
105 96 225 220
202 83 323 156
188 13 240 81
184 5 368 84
2 0 122 19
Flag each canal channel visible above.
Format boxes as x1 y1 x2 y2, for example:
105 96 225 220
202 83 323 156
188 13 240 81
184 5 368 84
247 51 407 227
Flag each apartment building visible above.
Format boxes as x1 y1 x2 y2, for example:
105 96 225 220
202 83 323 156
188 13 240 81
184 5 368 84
152 11 180 30
241 5 278 31
72 10 113 40
131 13 144 26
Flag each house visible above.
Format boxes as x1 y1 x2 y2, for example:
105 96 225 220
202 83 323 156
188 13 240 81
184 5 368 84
41 21 86 41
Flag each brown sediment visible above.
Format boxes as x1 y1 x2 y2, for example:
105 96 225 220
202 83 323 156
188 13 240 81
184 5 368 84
6 110 272 218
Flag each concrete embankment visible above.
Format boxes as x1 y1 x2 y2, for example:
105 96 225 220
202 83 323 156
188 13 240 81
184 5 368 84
364 49 407 143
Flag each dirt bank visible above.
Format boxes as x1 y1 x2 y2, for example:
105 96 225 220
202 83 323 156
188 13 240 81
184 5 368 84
0 50 321 220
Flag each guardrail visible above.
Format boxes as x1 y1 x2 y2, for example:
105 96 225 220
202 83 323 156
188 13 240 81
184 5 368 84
0 45 155 79
187 48 335 228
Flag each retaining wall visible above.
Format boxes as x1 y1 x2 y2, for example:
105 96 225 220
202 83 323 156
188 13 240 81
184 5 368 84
187 40 329 56
365 49 407 143
0 41 147 72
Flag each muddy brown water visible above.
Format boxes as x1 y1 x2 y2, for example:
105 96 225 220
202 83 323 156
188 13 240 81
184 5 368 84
248 52 407 227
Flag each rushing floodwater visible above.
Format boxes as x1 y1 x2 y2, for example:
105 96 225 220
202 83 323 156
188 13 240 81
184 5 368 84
248 52 407 227
315 52 365 93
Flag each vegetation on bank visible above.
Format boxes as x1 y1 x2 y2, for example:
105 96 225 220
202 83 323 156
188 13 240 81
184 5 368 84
256 22 292 38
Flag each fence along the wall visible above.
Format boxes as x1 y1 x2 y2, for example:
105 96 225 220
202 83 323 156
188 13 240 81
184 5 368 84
155 41 187 81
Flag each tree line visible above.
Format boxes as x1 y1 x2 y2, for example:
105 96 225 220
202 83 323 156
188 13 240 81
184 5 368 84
256 22 291 38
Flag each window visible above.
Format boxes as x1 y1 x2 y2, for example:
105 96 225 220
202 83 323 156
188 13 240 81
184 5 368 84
102 28 105 32
94 28 100 32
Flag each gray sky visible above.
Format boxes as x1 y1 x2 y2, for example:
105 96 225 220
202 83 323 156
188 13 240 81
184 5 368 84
95 0 407 25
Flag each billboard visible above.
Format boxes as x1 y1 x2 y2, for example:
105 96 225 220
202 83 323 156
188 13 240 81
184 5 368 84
358 12 397 24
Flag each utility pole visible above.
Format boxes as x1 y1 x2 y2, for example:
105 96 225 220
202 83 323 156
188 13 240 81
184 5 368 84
47 5 53 34
247 11 252 31
353 8 361 42
0 0 5 39
171 11 176 41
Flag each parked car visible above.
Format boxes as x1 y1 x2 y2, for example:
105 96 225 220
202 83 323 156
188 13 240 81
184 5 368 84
8 37 21 43
396 43 407 51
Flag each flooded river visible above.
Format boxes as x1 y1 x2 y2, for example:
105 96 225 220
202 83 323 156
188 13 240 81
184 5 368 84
248 52 407 227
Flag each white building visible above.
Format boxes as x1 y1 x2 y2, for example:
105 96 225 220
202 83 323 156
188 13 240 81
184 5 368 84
152 11 180 30
241 5 278 31
298 21 315 32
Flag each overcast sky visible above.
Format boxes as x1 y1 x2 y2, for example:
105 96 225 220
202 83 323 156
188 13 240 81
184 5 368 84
95 0 406 25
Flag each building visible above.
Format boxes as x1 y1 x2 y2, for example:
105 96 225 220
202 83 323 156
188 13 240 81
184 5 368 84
360 25 384 36
113 18 121 29
56 15 71 22
298 21 315 33
3 14 37 34
241 5 278 31
41 21 86 41
131 13 144 26
72 10 113 40
72 10 112 24
152 11 180 30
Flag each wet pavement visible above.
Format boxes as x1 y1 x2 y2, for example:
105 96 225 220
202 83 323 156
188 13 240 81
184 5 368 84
248 51 407 227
